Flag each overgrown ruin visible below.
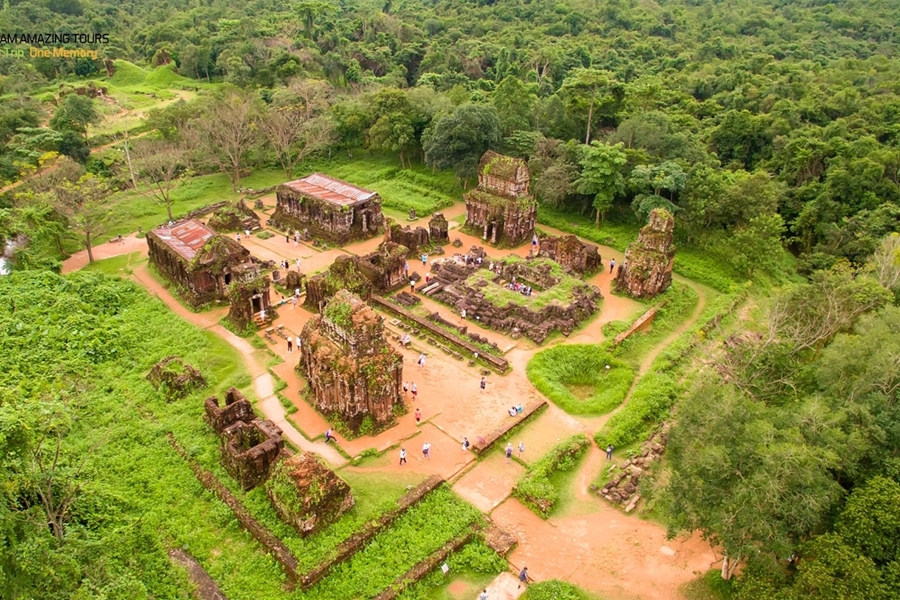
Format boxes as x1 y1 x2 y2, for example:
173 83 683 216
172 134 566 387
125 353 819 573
266 452 355 536
146 219 251 307
271 173 384 244
225 263 272 329
207 199 261 233
204 387 284 490
615 208 676 299
304 244 408 310
428 254 601 344
537 234 602 275
146 356 206 400
298 290 404 433
464 151 537 246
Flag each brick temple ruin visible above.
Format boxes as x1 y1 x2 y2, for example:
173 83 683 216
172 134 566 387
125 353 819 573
537 234 602 275
204 387 284 490
225 263 272 329
383 212 450 257
146 219 251 307
428 253 601 344
271 173 384 244
615 208 676 299
298 290 404 432
266 452 355 536
304 243 408 310
146 356 206 401
464 151 537 246
207 199 261 233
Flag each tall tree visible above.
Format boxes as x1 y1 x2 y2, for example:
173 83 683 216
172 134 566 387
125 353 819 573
186 90 261 192
49 94 99 141
491 76 537 137
367 88 417 168
53 174 110 264
423 103 501 187
574 141 627 225
560 68 624 144
133 140 187 222
262 79 334 178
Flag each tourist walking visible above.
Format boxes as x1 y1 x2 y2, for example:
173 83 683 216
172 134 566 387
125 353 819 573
518 441 525 458
479 589 489 600
236 232 241 242
286 233 290 243
415 408 421 423
421 253 427 266
294 232 299 246
461 308 466 321
325 428 335 443
292 296 298 308
295 258 301 270
411 382 417 399
480 376 486 392
606 444 614 460
422 441 431 459
403 382 409 395
418 352 426 369
287 337 293 353
609 258 616 272
410 278 416 294
518 566 529 589
462 437 470 451
399 448 407 465
505 443 513 463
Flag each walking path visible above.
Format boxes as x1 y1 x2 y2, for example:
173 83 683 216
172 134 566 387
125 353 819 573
62 201 719 600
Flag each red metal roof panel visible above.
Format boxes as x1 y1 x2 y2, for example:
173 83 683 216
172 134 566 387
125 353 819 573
151 219 215 261
282 173 377 206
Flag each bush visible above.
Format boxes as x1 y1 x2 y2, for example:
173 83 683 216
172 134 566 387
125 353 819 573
513 434 591 517
523 580 595 600
256 230 274 239
526 345 635 415
593 373 680 449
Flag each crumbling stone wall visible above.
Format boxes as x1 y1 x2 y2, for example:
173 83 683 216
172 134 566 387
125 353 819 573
592 425 669 513
428 213 449 243
384 218 430 256
207 199 260 233
204 387 255 433
305 255 374 310
538 234 601 275
615 208 676 299
221 418 284 491
203 387 284 490
304 244 408 310
266 453 354 536
298 290 404 432
147 356 206 400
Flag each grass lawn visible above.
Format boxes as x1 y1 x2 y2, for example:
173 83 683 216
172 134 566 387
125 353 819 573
81 250 146 276
527 345 635 416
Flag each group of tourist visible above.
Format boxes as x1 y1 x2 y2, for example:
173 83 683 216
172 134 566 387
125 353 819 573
507 281 533 296
278 259 301 271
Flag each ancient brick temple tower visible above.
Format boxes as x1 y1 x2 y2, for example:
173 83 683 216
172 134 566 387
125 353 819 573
615 208 677 299
298 290 403 431
464 151 537 246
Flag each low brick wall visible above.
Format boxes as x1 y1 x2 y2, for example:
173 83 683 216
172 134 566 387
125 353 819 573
613 306 658 346
166 433 300 584
300 475 444 590
371 296 509 373
471 400 547 455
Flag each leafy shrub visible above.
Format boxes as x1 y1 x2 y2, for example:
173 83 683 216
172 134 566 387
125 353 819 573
601 320 630 337
523 580 595 600
255 230 274 239
513 434 591 517
593 373 680 449
396 539 507 599
527 345 635 415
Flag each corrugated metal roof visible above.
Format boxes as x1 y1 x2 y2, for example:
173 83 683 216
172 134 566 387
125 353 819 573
151 219 215 261
281 173 377 206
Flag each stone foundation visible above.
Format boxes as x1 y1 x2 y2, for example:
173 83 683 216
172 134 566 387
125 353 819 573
537 234 601 275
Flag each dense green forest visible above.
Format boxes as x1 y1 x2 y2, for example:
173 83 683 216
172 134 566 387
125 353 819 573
1 0 900 598
2 0 900 273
